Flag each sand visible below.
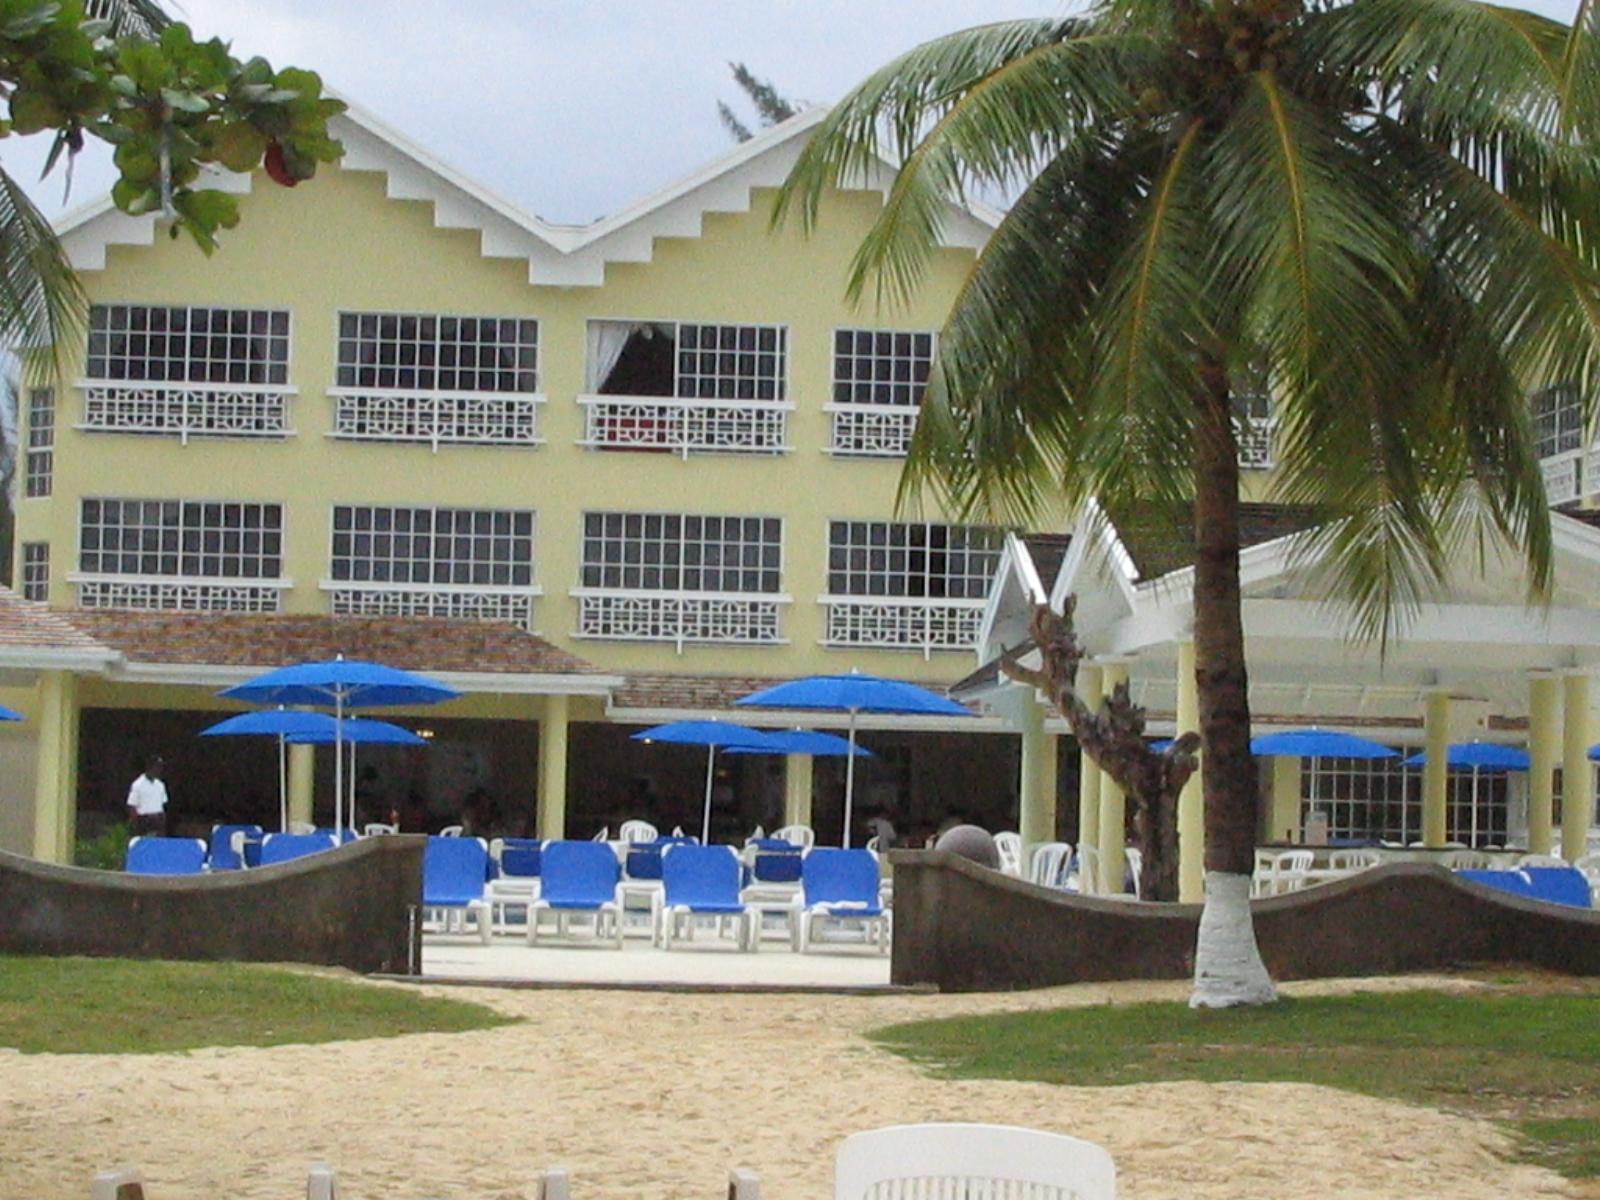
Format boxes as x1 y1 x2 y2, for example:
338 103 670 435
0 973 1586 1200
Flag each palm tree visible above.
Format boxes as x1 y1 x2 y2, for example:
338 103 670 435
777 0 1600 1006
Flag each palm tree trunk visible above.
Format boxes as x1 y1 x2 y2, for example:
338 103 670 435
1189 357 1277 1007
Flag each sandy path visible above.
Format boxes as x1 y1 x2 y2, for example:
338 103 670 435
0 974 1582 1200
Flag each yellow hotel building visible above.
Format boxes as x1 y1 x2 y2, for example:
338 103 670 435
0 102 1065 861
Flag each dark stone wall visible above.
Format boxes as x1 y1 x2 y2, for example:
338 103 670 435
0 836 423 975
889 850 1600 992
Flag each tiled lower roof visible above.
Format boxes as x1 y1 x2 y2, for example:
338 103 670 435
0 588 113 654
68 611 608 677
1107 501 1323 582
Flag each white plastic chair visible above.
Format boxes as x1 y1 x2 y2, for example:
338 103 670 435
363 823 398 837
772 823 815 849
618 819 658 845
288 820 316 835
835 1123 1116 1200
1123 846 1143 899
590 826 610 842
438 825 464 838
1074 843 1102 895
993 831 1023 876
1254 849 1313 896
1327 848 1381 874
1516 853 1567 869
1440 849 1491 870
1029 842 1073 888
1575 852 1600 906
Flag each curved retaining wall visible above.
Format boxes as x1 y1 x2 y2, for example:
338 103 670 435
0 836 423 975
888 850 1600 992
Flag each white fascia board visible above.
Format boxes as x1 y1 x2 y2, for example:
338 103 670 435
0 647 119 671
57 169 253 271
975 534 1035 660
111 660 622 696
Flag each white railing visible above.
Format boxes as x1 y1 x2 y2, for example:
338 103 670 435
76 381 294 443
1542 448 1584 506
577 395 792 457
330 388 544 450
573 588 788 649
822 596 986 658
71 573 287 613
322 582 540 630
826 403 919 457
1237 415 1276 470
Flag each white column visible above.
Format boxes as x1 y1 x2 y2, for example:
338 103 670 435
1097 663 1129 893
783 753 813 828
538 694 570 840
1017 688 1057 860
1075 664 1103 883
1422 690 1450 847
1562 673 1593 861
1527 673 1559 856
1176 640 1203 903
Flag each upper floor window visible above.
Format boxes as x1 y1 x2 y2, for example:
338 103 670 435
826 520 1002 600
336 313 538 394
24 387 53 497
1233 391 1275 471
87 304 289 384
20 542 49 602
330 506 535 587
575 511 786 647
589 321 787 401
74 497 286 612
1534 383 1584 459
833 329 934 408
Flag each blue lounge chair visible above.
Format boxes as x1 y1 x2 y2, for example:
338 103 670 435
797 848 891 955
315 827 360 845
423 836 493 943
207 823 264 870
125 836 208 875
486 837 543 931
660 844 753 950
527 841 623 948
1458 867 1592 909
749 837 804 885
498 837 543 879
259 832 338 865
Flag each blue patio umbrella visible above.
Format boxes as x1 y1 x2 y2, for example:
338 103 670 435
723 729 876 758
735 672 970 846
0 704 22 722
1250 729 1400 759
287 717 428 833
631 721 783 845
219 658 459 839
1404 742 1529 848
200 708 340 832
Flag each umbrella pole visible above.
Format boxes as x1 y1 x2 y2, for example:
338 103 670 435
334 691 345 841
277 733 288 833
843 711 858 849
1471 765 1479 849
349 740 358 834
702 744 715 846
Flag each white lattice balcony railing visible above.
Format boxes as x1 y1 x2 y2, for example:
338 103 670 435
71 573 288 613
76 380 294 443
1236 416 1276 470
577 395 792 457
573 588 789 649
1542 448 1583 506
826 403 919 458
330 388 545 450
322 582 541 630
821 596 986 658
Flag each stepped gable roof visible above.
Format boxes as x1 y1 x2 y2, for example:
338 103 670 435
67 611 606 677
1107 501 1324 582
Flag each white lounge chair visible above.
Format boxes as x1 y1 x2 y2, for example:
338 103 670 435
1029 841 1073 888
834 1123 1116 1200
994 831 1023 875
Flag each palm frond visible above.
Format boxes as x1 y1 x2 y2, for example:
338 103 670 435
0 167 86 381
772 18 1092 235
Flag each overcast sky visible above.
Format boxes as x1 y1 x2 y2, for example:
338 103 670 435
9 0 1584 226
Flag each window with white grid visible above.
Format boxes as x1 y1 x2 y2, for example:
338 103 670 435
330 506 535 586
86 305 289 384
676 324 785 400
826 521 1003 599
1534 383 1585 459
20 542 48 601
24 387 53 497
581 513 782 593
78 499 284 579
1233 391 1275 469
336 313 538 394
833 329 934 407
1303 755 1414 844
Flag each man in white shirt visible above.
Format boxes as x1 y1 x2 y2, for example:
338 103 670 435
126 755 169 837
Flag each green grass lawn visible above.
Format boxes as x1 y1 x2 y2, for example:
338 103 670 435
871 981 1600 1178
0 956 513 1054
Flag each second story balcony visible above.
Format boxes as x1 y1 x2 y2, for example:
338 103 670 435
826 402 918 458
77 379 294 443
577 394 792 457
821 595 987 659
330 388 545 451
71 572 288 613
322 580 541 631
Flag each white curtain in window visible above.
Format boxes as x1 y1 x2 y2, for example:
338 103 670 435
588 321 643 392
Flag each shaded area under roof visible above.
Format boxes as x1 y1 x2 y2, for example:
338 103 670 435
1018 533 1074 593
1105 501 1323 582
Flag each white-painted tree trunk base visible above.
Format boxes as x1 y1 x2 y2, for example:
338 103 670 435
1190 871 1278 1008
